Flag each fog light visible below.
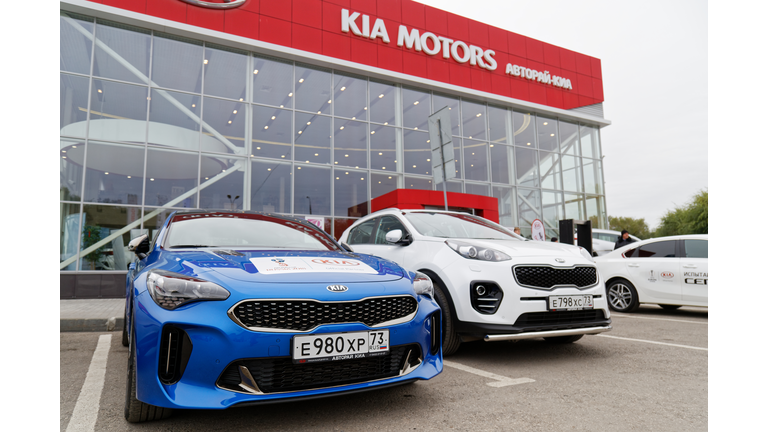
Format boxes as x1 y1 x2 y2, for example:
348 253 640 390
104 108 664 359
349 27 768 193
475 285 487 296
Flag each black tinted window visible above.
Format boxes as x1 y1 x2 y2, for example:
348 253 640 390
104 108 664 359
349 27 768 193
626 240 677 258
374 216 407 244
348 218 377 245
684 240 708 258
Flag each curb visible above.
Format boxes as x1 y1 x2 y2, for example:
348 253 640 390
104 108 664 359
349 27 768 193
60 317 124 333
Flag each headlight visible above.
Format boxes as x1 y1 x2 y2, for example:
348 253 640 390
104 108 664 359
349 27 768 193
578 247 595 262
445 240 511 262
146 269 230 310
413 271 434 299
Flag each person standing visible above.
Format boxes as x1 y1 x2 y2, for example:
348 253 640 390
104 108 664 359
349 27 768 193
513 227 521 236
615 230 635 249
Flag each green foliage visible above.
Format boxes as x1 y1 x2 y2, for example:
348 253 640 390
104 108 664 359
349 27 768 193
608 216 651 240
82 224 106 268
653 190 708 237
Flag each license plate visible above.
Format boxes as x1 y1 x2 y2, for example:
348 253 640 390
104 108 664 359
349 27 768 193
549 295 594 311
292 330 390 364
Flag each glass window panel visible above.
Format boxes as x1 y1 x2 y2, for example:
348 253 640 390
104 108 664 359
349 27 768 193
204 45 248 100
295 165 330 215
253 56 294 108
488 106 509 145
564 193 585 220
582 159 603 194
561 155 583 192
89 79 148 143
370 125 398 172
465 182 489 196
145 148 199 208
83 141 144 204
252 105 291 160
334 169 369 218
629 241 677 258
251 159 291 214
333 218 359 241
435 180 462 193
433 94 460 135
493 186 517 227
517 188 541 229
580 125 601 159
151 33 203 93
92 21 150 85
295 113 331 164
684 240 708 258
79 204 142 271
61 138 85 201
198 155 246 210
142 207 176 246
404 129 431 175
295 66 331 114
334 119 367 169
60 203 81 271
542 191 564 232
371 173 399 199
148 89 201 150
452 145 462 179
60 73 90 137
514 146 539 187
461 100 486 140
405 176 433 190
374 216 408 244
402 88 430 130
585 196 606 229
512 111 536 148
334 74 367 120
490 144 514 184
463 139 488 182
559 120 580 156
202 96 246 153
60 14 93 75
347 217 377 245
539 151 562 190
537 116 558 151
369 81 396 125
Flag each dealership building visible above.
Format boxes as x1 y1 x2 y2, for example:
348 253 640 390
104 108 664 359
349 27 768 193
60 0 610 298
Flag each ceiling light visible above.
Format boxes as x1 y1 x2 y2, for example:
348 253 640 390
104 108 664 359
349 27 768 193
315 153 319 156
543 122 548 125
379 94 384 98
384 122 388 125
192 104 196 107
341 87 346 91
476 113 481 117
413 101 419 105
127 176 131 178
340 126 345 130
364 107 367 110
264 125 269 129
254 69 259 74
97 89 102 93
298 131 302 134
233 110 237 114
345 154 349 157
328 100 332 104
299 78 304 83
268 168 271 171
527 143 531 146
307 122 311 125
298 167 301 169
204 59 208 64
271 116 276 120
288 92 293 97
104 172 109 175
550 133 555 136
382 167 386 169
257 147 261 150
228 120 232 124
371 131 375 134
379 152 383 155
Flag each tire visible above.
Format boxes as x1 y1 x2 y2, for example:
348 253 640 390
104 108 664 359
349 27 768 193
121 310 129 347
125 321 173 423
659 304 681 310
431 279 462 356
607 279 640 313
544 335 584 344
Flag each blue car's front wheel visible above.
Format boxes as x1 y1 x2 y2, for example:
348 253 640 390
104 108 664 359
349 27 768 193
124 321 173 423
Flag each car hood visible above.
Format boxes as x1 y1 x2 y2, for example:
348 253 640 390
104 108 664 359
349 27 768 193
159 249 405 283
445 238 592 262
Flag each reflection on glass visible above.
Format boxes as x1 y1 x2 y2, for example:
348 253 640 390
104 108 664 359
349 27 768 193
463 139 488 182
542 191 563 232
145 148 199 207
334 74 367 120
370 81 396 125
461 100 486 140
295 113 331 164
585 196 606 229
435 180 462 193
493 186 517 227
333 218 358 241
295 66 331 114
402 88 430 130
488 106 508 145
561 155 583 192
512 111 536 148
580 125 601 159
80 204 142 271
334 170 368 217
252 105 291 160
294 165 330 215
204 45 248 100
149 89 201 150
198 154 245 209
564 193 585 220
514 146 539 187
251 160 291 214
404 129 431 176
559 121 580 156
405 176 432 190
89 79 148 143
92 21 150 85
253 56 294 108
202 96 246 152
537 116 558 151
60 74 90 137
142 207 176 246
83 141 144 204
372 173 400 199
60 203 81 270
370 125 398 172
334 119 367 169
61 138 85 201
539 151 562 190
490 144 514 184
60 14 94 75
465 182 489 196
151 33 203 93
518 188 541 229
583 159 603 195
433 94 460 135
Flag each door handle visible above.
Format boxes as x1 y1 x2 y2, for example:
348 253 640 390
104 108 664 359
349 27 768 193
628 264 640 268
682 265 697 268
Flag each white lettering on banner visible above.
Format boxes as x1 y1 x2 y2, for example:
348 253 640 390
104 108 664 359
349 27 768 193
506 63 573 90
342 9 389 43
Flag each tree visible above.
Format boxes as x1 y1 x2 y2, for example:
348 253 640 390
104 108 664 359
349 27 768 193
608 216 651 239
653 190 708 237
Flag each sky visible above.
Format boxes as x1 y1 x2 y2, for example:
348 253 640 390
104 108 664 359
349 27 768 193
415 0 708 230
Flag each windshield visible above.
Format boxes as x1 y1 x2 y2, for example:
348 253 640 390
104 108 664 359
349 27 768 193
164 213 340 251
404 212 522 240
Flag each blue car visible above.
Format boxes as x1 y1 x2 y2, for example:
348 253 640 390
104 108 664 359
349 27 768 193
122 210 442 422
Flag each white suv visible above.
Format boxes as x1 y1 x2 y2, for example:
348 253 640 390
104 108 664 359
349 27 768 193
339 209 612 355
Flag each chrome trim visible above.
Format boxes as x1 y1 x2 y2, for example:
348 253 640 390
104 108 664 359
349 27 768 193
484 325 612 341
238 366 264 395
399 350 423 376
511 264 599 291
179 0 247 9
227 295 419 333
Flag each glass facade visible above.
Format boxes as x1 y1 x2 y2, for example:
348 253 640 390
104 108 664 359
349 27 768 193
60 12 607 273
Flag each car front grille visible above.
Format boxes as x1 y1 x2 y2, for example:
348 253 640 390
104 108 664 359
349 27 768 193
217 344 421 394
229 296 418 331
513 266 597 289
514 310 607 329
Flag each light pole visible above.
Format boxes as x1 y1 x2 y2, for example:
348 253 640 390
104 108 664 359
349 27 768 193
227 194 240 210
305 196 313 214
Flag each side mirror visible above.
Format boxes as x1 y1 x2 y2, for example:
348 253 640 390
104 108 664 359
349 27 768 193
128 234 150 259
385 230 412 245
340 242 354 253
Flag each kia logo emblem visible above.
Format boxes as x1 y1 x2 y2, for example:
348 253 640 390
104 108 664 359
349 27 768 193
327 285 349 292
555 258 566 263
179 0 247 9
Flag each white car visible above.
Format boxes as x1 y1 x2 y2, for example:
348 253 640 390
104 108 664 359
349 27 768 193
593 234 708 312
578 228 641 257
339 209 612 355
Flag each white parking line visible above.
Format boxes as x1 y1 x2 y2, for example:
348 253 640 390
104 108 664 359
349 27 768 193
596 334 707 351
66 334 112 432
611 314 707 325
443 360 535 387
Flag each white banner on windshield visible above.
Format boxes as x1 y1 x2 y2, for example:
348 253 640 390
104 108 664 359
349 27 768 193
250 257 379 275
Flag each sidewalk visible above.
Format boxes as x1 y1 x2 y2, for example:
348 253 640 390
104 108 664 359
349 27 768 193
60 298 125 332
